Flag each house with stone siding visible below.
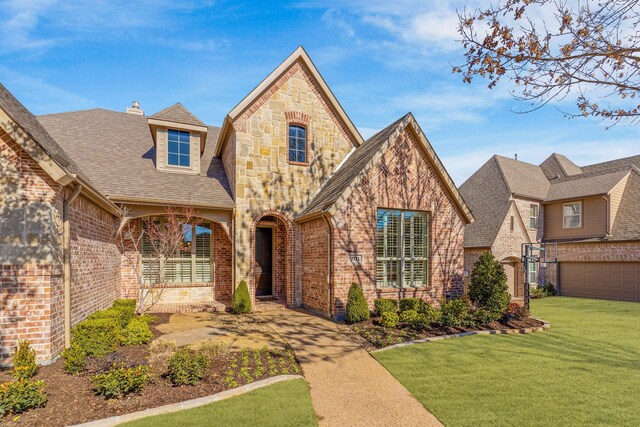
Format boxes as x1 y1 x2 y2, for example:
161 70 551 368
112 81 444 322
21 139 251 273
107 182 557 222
0 46 473 364
461 153 640 302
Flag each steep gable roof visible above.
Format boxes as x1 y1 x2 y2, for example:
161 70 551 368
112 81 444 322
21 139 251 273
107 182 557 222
0 83 85 181
301 113 473 224
215 46 364 156
150 103 206 127
459 157 512 247
540 153 582 179
494 155 549 200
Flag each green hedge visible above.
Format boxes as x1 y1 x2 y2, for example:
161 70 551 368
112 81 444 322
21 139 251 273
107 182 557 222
374 298 398 316
71 318 119 357
232 281 252 314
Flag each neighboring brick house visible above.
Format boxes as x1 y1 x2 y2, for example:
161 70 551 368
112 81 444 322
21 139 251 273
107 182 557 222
461 153 640 302
0 46 473 364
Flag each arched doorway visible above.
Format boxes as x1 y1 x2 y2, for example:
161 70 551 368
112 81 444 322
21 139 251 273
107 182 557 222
500 256 522 298
250 211 295 306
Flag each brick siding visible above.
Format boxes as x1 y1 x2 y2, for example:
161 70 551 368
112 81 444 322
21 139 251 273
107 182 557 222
330 128 466 316
300 217 329 314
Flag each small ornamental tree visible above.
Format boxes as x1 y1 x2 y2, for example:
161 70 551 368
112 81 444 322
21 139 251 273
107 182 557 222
118 206 199 314
232 280 252 314
345 283 370 324
469 252 511 314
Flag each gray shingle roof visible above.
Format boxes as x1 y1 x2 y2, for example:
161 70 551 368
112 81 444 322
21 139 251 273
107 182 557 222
581 154 640 174
545 168 630 202
301 115 405 215
459 157 512 247
38 109 233 208
495 155 549 200
0 83 90 183
150 103 206 127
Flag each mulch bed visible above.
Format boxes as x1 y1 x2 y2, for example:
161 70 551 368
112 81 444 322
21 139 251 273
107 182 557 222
338 317 545 352
0 314 301 427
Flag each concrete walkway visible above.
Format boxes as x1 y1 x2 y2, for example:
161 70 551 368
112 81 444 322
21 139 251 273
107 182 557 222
259 309 442 427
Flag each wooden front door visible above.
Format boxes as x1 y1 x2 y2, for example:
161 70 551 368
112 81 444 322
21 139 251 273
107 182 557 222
255 227 273 296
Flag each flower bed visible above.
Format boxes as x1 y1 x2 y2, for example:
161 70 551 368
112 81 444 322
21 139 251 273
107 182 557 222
0 305 300 427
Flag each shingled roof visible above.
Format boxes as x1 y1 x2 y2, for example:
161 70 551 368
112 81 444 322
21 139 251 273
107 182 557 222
150 103 206 127
462 152 639 247
301 113 473 224
0 83 89 182
38 109 233 208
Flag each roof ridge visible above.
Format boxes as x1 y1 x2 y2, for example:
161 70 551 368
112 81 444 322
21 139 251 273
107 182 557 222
150 102 205 126
38 107 111 117
492 155 514 195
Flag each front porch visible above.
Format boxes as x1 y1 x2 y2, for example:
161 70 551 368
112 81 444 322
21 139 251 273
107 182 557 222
145 296 287 313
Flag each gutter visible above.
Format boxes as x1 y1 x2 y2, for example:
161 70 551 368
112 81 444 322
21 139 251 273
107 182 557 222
321 213 333 318
107 194 234 210
63 184 82 348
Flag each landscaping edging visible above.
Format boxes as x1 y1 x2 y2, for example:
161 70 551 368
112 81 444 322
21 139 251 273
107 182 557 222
72 375 304 427
372 319 551 353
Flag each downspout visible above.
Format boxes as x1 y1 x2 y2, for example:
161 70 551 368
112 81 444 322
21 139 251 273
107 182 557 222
322 213 333 318
603 195 611 236
231 207 236 297
63 184 82 348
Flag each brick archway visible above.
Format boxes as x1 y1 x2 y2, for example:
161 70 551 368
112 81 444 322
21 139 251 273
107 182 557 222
249 210 296 307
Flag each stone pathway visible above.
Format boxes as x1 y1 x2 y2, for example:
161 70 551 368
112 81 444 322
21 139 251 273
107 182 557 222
155 312 287 351
258 309 443 427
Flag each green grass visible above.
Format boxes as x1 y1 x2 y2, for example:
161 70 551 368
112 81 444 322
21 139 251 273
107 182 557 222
374 297 640 427
122 379 317 427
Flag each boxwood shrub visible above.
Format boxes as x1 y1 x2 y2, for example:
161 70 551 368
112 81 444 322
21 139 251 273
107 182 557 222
120 316 153 346
345 283 370 324
439 299 469 327
379 311 399 328
232 280 252 314
71 318 119 357
399 298 425 313
374 298 398 316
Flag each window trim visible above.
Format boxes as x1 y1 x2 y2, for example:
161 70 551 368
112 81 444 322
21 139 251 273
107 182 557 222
287 123 309 166
376 208 430 289
167 128 191 169
562 201 583 229
141 220 213 285
529 204 538 229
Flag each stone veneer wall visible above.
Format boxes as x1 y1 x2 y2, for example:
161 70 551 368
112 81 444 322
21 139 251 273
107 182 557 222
0 131 119 364
329 128 466 316
300 216 329 314
225 58 357 304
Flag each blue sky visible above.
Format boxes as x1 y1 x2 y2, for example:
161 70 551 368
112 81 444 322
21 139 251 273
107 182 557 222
1 0 638 184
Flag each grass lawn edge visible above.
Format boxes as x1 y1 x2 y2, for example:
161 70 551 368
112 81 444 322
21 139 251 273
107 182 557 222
71 375 304 427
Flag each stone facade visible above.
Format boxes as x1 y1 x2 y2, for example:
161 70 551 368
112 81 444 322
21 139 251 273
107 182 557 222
330 128 466 315
223 58 357 304
0 132 119 364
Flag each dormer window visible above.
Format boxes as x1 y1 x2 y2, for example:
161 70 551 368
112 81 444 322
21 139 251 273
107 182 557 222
168 129 190 167
288 125 307 164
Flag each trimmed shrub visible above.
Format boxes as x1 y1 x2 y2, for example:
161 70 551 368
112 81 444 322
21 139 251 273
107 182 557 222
541 282 557 296
474 309 500 324
0 380 47 416
112 299 136 326
71 318 119 357
531 287 546 299
399 298 425 313
345 283 370 324
399 309 429 330
112 299 137 310
12 340 37 380
167 348 210 386
469 252 511 314
379 311 399 328
374 299 398 316
88 308 130 329
439 299 469 327
91 364 150 399
424 305 442 324
232 281 252 314
120 316 153 346
61 343 86 375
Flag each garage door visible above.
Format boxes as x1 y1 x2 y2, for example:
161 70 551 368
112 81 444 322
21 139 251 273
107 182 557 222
559 262 640 302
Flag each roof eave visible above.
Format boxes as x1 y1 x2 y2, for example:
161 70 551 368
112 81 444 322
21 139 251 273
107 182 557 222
107 194 235 210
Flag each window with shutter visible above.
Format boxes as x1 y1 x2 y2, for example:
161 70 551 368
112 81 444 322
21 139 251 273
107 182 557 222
376 209 429 288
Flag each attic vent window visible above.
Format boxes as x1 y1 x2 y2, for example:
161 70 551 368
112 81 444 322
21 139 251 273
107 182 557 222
168 129 190 167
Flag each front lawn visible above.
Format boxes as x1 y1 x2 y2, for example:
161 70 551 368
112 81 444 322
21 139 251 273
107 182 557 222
122 378 317 427
374 297 640 426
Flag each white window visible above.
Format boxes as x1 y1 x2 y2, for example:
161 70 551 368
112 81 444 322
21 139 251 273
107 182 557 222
142 222 212 284
563 202 582 229
376 209 429 288
529 204 538 229
528 262 537 284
